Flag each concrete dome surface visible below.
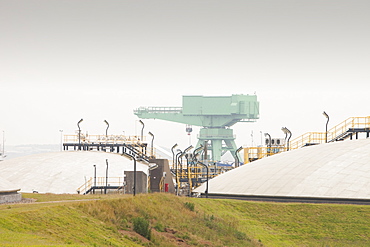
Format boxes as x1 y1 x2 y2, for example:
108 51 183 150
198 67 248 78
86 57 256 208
194 139 370 201
0 151 148 194
0 177 20 193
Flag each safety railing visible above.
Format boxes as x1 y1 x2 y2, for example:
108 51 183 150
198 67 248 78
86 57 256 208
289 132 326 150
243 146 287 163
76 177 124 195
243 116 370 164
327 116 370 141
134 107 182 114
64 134 144 144
289 116 370 150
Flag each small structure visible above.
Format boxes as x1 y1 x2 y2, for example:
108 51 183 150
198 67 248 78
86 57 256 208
124 171 148 194
0 177 21 204
149 159 175 193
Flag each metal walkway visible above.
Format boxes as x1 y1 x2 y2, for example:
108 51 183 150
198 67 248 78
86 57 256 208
244 116 370 163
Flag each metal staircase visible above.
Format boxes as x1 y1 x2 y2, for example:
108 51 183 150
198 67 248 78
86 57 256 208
77 177 125 195
244 116 370 164
289 116 370 149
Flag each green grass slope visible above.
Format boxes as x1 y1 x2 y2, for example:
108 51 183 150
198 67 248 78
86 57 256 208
1 193 370 246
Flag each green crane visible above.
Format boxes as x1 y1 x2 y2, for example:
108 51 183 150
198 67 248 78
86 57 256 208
134 94 259 163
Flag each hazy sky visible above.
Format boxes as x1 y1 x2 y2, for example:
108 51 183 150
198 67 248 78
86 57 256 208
1 1 370 152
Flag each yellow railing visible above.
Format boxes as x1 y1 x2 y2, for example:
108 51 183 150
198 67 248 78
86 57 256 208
159 177 165 192
243 146 287 164
289 132 326 150
289 116 370 150
76 177 124 194
327 116 370 141
244 116 370 164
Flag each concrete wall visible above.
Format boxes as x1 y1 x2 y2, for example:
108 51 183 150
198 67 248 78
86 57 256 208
149 159 175 193
124 171 147 194
0 192 22 204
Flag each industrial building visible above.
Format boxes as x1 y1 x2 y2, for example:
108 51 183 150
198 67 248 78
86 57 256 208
194 138 370 204
0 151 150 194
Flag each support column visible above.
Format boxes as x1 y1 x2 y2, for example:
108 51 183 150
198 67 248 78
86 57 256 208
197 127 239 162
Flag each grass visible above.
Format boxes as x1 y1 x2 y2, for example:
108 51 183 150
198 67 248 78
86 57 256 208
1 193 370 246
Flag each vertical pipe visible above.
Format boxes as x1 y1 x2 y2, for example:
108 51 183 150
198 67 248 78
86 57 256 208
93 165 96 194
125 152 137 196
171 144 178 194
77 119 83 150
105 159 108 194
175 150 182 196
139 120 144 141
133 156 136 196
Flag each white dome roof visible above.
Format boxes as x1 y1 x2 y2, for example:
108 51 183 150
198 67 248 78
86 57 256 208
0 177 20 193
194 139 370 201
0 151 149 194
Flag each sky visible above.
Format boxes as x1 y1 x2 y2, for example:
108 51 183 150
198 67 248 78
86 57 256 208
1 0 370 154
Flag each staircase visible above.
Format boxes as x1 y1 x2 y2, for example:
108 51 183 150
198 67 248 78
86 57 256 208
289 116 370 149
76 177 125 195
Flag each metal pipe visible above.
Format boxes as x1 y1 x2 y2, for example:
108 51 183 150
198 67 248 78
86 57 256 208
181 145 193 196
175 149 182 196
171 143 178 192
281 127 292 151
196 161 209 198
93 164 96 194
264 133 271 156
281 127 288 151
124 152 137 196
286 128 292 151
192 144 204 163
148 131 154 157
235 146 243 167
105 159 108 194
139 120 144 141
104 120 109 137
323 111 329 143
77 118 83 150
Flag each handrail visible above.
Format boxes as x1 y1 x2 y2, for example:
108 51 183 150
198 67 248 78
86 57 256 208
77 177 124 194
243 146 287 163
64 134 145 144
289 116 370 150
134 107 182 114
243 116 370 164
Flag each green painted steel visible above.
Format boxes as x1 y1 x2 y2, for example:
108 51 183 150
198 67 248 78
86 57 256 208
134 94 259 162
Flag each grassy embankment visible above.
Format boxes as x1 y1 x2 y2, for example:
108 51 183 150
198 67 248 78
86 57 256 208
1 193 370 246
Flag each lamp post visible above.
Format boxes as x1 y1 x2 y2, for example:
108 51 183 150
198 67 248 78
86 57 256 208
264 133 271 156
148 131 154 158
182 145 194 196
323 111 329 143
235 146 243 167
59 130 63 151
281 127 292 151
192 145 204 161
125 152 137 196
197 161 209 198
139 120 144 141
104 120 109 137
175 149 182 196
93 164 96 194
77 119 83 150
171 143 178 192
105 159 109 194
